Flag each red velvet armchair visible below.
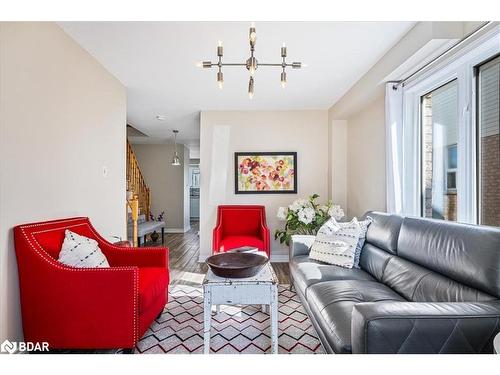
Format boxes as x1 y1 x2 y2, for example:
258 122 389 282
14 217 169 352
212 205 270 257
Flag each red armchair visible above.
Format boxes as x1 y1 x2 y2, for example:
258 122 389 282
212 205 270 257
13 217 169 351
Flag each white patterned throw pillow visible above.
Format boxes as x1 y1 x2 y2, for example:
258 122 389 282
352 216 373 268
58 230 110 268
309 218 362 268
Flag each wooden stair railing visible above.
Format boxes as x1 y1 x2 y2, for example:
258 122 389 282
126 140 151 223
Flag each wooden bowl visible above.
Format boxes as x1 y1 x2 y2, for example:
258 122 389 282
206 252 268 278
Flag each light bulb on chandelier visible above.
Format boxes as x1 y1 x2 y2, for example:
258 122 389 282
281 71 287 88
248 77 254 99
249 22 257 44
217 71 223 90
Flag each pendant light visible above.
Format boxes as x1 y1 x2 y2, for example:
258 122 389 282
172 130 181 166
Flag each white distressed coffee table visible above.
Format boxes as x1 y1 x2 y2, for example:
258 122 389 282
202 262 279 354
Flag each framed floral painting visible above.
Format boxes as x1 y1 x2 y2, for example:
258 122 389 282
234 152 297 194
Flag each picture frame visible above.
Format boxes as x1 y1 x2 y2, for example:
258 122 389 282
234 152 297 194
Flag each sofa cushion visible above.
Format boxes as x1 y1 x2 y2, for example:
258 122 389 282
382 256 495 303
218 235 265 252
291 255 375 297
363 211 403 254
359 243 394 281
138 268 169 313
397 217 500 298
307 280 406 353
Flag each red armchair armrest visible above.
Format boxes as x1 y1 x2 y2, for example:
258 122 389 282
100 242 169 268
212 223 223 252
260 221 270 251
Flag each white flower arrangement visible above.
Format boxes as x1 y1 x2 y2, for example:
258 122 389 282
328 205 345 221
277 206 288 221
275 194 345 245
288 198 310 212
297 207 315 225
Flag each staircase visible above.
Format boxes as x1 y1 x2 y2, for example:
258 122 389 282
126 140 151 221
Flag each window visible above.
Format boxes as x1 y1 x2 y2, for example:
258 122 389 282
478 55 500 226
421 80 459 221
399 27 499 225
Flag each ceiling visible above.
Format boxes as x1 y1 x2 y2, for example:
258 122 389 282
59 22 415 147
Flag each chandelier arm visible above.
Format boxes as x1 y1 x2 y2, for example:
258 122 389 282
259 63 302 67
258 63 286 67
204 63 247 68
218 63 247 67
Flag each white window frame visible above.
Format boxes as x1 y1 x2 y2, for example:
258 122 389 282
401 27 500 224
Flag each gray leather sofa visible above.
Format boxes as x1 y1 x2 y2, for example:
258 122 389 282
289 211 500 354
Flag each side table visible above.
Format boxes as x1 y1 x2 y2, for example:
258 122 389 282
202 262 279 354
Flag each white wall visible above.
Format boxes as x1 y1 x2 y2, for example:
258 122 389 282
131 144 190 232
345 96 387 217
199 111 329 262
0 22 127 342
329 95 387 219
328 119 347 209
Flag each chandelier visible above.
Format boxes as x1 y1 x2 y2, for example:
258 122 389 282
199 23 304 98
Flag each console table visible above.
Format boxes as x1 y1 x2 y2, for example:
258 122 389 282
202 263 279 354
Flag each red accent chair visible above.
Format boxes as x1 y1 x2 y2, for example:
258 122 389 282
14 217 169 351
212 205 270 257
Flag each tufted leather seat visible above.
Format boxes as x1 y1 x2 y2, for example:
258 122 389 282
290 255 375 298
307 280 405 353
289 212 500 354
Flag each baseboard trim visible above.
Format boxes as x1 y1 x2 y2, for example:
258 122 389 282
270 253 289 262
164 228 189 233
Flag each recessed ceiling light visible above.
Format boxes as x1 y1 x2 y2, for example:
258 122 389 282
156 115 167 121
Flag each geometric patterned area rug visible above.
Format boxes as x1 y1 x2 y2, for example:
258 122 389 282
134 284 325 354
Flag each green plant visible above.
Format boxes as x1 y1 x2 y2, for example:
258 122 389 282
274 194 344 246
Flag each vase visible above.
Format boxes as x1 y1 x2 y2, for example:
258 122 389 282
150 231 159 243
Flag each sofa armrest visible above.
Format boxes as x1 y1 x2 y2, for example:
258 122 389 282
102 245 169 268
351 301 500 354
289 235 315 258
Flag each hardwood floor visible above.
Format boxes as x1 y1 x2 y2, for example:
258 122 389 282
146 220 290 286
